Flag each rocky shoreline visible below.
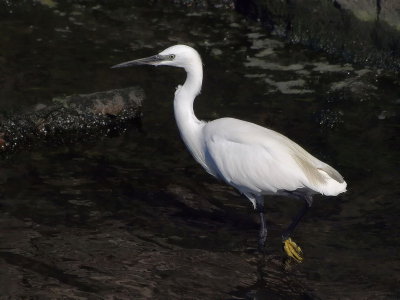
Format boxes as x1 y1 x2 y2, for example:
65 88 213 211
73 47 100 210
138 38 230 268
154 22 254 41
173 0 400 71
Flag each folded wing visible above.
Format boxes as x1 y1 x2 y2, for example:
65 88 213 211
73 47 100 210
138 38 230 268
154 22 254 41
203 118 346 198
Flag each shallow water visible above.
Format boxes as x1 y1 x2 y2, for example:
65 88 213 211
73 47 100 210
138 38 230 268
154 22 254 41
0 1 399 299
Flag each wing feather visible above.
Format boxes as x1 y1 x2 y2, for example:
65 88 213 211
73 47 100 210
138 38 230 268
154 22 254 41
203 118 346 196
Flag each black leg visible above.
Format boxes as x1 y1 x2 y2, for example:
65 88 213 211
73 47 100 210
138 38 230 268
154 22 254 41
258 212 267 251
255 197 267 252
281 194 313 263
282 198 311 240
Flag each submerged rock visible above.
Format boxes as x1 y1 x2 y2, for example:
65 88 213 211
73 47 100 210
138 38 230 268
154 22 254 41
0 185 318 299
0 87 143 154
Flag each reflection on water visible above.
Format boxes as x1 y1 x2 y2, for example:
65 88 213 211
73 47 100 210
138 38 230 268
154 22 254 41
0 1 399 299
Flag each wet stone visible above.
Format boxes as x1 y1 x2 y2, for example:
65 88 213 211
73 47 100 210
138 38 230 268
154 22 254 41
0 87 143 154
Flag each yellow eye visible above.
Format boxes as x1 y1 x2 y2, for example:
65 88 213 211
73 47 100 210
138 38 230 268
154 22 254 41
169 54 175 60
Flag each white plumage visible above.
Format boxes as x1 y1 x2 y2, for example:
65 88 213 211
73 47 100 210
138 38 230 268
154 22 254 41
202 118 346 207
112 44 347 260
163 45 346 207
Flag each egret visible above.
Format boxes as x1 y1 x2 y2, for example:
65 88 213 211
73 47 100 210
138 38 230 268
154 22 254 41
112 45 347 262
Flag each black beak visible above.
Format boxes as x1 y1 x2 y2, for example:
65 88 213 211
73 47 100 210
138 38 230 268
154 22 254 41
111 55 165 69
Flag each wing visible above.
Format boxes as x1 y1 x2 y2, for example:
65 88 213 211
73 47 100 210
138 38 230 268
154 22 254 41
203 118 346 197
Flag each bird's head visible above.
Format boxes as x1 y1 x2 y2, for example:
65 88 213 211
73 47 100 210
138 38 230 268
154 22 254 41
111 44 201 71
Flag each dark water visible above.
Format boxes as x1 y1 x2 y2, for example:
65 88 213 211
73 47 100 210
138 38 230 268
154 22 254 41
0 0 399 299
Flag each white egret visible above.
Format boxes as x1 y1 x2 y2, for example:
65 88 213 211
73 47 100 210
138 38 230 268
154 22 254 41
112 45 347 262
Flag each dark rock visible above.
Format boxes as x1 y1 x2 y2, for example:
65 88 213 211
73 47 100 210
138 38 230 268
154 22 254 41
234 0 400 70
0 87 143 154
174 0 400 70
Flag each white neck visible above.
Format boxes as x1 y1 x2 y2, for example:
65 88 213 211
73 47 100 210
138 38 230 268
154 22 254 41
173 57 206 166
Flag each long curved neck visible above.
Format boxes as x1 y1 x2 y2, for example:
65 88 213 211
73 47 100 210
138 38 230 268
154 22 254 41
173 58 206 164
173 57 203 126
183 63 203 99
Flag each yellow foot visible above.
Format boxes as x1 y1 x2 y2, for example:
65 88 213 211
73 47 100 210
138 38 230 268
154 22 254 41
283 238 303 263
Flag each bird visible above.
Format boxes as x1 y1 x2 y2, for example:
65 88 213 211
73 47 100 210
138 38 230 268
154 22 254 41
112 45 347 262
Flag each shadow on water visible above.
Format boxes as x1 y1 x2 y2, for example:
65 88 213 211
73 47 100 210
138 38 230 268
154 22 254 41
0 0 399 299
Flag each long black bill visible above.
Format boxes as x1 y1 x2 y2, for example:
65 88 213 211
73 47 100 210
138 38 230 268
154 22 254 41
111 55 164 69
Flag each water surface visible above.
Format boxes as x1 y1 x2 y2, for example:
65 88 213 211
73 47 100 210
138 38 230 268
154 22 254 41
0 1 399 299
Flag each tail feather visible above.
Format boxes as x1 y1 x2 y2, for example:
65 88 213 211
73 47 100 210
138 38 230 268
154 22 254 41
317 163 344 183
